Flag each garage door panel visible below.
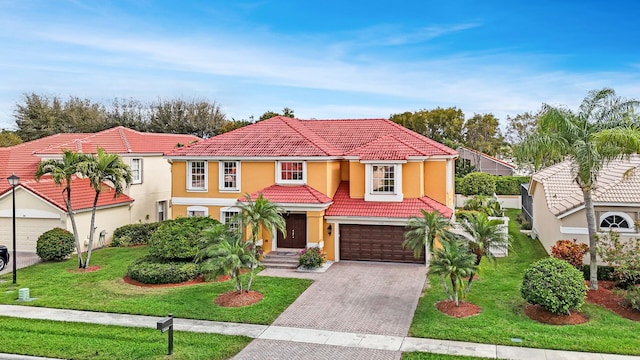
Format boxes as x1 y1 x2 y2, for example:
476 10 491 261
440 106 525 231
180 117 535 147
340 224 425 264
0 218 61 252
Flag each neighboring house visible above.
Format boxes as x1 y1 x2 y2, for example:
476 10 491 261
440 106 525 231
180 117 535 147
0 127 199 252
457 147 515 176
529 156 640 255
166 116 457 264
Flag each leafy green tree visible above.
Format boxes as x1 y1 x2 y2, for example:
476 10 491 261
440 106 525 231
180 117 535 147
81 148 132 268
505 111 539 145
236 193 286 290
0 130 22 147
390 107 465 145
35 150 88 268
518 88 640 289
259 107 295 121
463 113 504 156
431 238 477 306
218 119 253 134
148 98 227 138
402 210 456 272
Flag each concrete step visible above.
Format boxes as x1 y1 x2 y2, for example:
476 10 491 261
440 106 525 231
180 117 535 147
262 250 300 269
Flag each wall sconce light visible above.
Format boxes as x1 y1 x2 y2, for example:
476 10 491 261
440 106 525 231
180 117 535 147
327 224 332 236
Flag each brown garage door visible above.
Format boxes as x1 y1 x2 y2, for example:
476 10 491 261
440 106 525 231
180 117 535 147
339 224 425 264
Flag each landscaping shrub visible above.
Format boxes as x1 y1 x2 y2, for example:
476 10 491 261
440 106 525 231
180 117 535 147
596 231 640 289
455 209 480 222
299 247 326 269
127 255 200 284
458 172 495 196
581 264 616 281
494 176 530 195
149 216 220 261
624 286 640 311
521 257 587 314
36 228 75 261
551 239 589 268
111 222 162 247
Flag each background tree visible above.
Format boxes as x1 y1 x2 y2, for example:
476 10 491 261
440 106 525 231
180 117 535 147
505 111 539 145
390 107 465 145
258 107 295 121
0 130 22 147
518 88 640 290
148 98 227 138
219 118 254 134
462 113 504 156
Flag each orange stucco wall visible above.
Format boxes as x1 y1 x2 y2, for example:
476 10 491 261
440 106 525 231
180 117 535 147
424 160 447 204
323 219 335 261
340 160 350 181
403 162 424 198
349 161 365 198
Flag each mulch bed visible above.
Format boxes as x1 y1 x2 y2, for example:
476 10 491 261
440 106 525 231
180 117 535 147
67 266 102 273
524 304 589 325
586 281 640 322
215 291 263 307
435 300 482 318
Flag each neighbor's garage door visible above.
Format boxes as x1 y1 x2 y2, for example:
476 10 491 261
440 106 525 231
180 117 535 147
339 224 425 264
0 218 61 252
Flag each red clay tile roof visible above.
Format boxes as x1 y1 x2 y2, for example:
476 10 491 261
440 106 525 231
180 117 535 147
166 117 457 160
345 134 430 160
242 184 333 204
0 177 133 212
325 182 452 218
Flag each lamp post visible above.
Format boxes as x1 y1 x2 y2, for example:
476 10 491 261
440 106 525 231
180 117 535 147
7 173 19 284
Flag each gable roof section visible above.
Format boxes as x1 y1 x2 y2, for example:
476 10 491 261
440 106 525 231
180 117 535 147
530 156 640 216
166 117 457 160
326 182 452 218
242 184 333 204
459 147 516 169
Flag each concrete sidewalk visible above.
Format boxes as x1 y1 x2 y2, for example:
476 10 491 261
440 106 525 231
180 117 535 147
1 305 638 360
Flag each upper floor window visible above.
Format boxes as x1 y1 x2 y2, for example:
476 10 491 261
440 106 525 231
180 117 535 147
277 161 306 184
372 165 395 193
219 161 240 191
599 212 635 232
187 161 207 191
365 163 403 202
131 158 142 184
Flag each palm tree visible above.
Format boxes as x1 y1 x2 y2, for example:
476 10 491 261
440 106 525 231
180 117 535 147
402 209 455 271
81 148 132 268
431 238 477 306
236 193 286 291
456 212 510 293
196 224 257 294
518 88 640 289
35 150 88 268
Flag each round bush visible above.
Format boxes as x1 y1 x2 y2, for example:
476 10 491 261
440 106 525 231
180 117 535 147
458 172 496 196
36 228 75 261
148 216 220 261
521 257 587 314
112 222 162 247
299 247 326 269
127 255 200 284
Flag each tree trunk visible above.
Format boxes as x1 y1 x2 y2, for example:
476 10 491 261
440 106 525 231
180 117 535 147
84 192 100 268
583 189 598 290
441 278 453 301
64 188 84 268
465 249 483 294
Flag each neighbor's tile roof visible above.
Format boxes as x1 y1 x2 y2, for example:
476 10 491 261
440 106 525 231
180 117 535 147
531 155 640 216
325 182 453 218
167 117 457 160
242 184 333 204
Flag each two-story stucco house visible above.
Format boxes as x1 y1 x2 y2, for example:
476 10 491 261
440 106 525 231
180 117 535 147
166 117 457 264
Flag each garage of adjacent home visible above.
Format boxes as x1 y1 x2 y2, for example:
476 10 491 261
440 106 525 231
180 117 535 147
339 224 425 264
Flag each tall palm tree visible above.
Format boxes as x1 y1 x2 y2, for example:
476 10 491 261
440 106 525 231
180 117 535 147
81 148 132 268
518 88 640 289
236 193 286 291
35 150 88 268
431 238 477 307
402 209 455 271
456 212 510 293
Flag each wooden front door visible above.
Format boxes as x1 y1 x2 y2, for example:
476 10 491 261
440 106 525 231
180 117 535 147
277 214 307 248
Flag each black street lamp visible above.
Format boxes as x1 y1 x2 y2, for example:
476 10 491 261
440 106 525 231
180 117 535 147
7 173 19 284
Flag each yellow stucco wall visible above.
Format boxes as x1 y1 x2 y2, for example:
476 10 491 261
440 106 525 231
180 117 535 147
424 160 447 204
307 162 329 196
323 220 335 261
349 161 365 198
403 162 424 198
340 160 350 181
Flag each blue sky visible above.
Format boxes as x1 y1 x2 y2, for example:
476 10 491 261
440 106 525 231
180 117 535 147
1 0 639 130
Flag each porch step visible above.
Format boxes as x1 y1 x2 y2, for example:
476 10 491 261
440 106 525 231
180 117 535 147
262 250 301 269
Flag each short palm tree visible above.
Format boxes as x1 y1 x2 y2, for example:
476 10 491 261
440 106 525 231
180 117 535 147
196 224 257 294
402 209 455 271
431 238 477 307
457 212 510 293
236 193 286 291
517 88 640 289
35 150 88 268
81 148 132 268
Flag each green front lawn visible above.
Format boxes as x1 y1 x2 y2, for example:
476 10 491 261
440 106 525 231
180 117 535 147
410 209 640 355
0 316 251 359
0 246 311 324
403 353 490 360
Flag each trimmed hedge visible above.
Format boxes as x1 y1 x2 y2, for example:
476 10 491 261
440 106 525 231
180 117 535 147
36 228 75 261
455 174 530 196
111 222 162 247
149 216 220 261
127 255 200 284
495 176 530 195
458 172 495 196
522 257 587 314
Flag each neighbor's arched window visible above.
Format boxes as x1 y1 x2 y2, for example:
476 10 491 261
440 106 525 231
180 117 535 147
599 212 635 232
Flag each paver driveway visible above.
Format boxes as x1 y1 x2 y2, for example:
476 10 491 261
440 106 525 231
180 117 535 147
270 261 426 337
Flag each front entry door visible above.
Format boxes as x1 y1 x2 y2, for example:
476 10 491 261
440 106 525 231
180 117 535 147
277 214 307 248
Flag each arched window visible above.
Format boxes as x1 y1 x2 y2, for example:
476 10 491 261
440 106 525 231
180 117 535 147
599 212 635 232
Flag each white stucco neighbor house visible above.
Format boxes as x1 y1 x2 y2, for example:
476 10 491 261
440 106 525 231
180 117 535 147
0 127 200 252
529 155 640 259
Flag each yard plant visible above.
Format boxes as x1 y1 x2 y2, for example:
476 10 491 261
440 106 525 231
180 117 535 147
36 227 75 261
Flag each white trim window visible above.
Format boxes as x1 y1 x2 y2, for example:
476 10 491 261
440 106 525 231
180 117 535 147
277 161 306 184
599 212 635 233
157 201 167 221
187 206 208 217
219 161 240 192
187 161 207 191
131 158 142 184
365 163 403 202
220 207 241 232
